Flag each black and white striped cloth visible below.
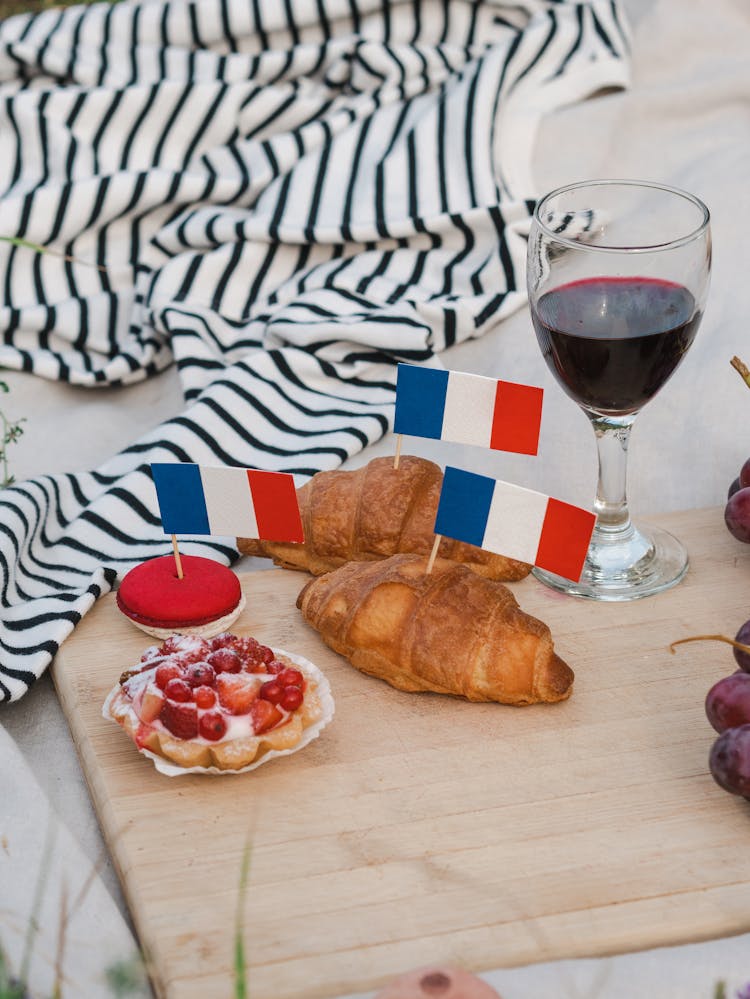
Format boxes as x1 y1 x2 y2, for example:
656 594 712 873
0 0 629 702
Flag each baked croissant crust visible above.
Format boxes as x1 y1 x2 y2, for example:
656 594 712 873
296 553 573 705
238 455 530 581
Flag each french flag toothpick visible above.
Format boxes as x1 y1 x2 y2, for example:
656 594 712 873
151 464 304 543
394 363 544 456
434 466 596 582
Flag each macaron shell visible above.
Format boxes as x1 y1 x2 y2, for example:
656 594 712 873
373 966 502 999
117 555 242 628
123 592 246 640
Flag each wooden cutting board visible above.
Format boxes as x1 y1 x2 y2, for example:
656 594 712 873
53 507 750 999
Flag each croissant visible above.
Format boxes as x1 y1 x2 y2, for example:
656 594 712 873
296 553 573 705
238 455 530 581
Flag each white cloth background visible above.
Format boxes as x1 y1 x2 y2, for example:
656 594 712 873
0 726 147 998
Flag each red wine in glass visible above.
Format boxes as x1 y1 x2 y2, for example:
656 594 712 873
526 178 711 600
531 276 702 416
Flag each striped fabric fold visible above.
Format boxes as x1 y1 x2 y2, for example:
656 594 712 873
0 0 630 701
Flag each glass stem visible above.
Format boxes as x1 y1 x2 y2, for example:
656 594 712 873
589 414 636 541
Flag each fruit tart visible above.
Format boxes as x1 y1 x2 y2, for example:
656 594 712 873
103 632 334 775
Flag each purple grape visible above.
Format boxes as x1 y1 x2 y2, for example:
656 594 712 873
724 487 750 542
705 673 750 732
740 457 750 489
734 620 750 672
729 476 742 500
709 724 750 799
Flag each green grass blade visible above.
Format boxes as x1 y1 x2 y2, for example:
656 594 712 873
234 838 252 999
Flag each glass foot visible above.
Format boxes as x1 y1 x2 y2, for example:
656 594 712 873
533 524 688 601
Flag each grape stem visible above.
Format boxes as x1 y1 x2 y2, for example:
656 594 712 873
730 356 750 389
669 634 750 655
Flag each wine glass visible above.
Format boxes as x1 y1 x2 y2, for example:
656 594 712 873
527 179 711 600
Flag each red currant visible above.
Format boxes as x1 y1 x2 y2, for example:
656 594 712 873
155 662 183 690
207 648 242 674
198 711 227 741
259 680 284 705
265 659 284 675
278 667 304 689
164 678 193 702
280 686 303 711
210 632 237 650
238 636 260 658
194 685 217 709
184 661 216 687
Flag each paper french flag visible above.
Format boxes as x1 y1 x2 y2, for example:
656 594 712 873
394 363 543 456
434 466 596 582
151 464 304 542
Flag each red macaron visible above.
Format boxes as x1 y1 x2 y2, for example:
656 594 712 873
116 555 245 639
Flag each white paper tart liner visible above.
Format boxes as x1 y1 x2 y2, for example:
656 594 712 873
102 647 334 777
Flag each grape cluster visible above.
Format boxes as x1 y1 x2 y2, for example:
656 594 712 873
705 621 750 799
725 459 750 541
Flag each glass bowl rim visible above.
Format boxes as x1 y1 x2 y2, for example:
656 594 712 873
533 178 711 253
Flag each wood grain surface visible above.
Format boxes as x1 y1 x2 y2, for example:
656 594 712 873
52 508 750 999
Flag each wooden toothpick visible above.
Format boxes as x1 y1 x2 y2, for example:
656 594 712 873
393 433 403 470
171 534 184 579
731 355 750 390
426 534 441 574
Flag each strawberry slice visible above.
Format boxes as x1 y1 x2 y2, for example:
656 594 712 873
160 699 198 740
136 683 165 723
216 673 259 716
250 698 283 735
